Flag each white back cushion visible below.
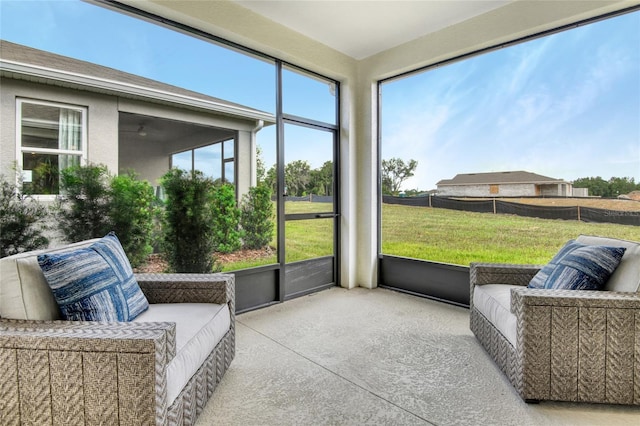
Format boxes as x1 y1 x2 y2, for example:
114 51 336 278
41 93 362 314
576 235 640 293
0 239 100 320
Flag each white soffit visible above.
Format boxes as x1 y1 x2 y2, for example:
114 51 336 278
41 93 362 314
233 0 513 59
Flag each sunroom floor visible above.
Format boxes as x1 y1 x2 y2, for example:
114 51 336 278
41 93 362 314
196 287 639 425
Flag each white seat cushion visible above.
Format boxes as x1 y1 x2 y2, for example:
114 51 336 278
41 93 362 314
133 303 231 406
473 284 519 348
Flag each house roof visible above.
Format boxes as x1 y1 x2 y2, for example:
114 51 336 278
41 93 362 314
436 171 568 186
0 40 274 123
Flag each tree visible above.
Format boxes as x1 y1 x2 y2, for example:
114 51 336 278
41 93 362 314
55 165 157 267
109 173 157 267
309 161 333 196
285 160 311 196
161 169 219 273
381 158 418 195
240 184 275 249
264 165 277 196
211 183 242 254
609 177 639 197
573 176 640 197
56 164 112 242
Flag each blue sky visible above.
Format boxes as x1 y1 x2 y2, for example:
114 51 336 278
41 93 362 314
0 0 276 111
382 11 640 190
0 0 337 171
1 1 638 190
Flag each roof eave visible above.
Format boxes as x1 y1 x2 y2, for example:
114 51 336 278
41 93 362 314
0 59 276 124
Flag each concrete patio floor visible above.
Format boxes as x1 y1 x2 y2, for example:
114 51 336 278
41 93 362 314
196 287 639 425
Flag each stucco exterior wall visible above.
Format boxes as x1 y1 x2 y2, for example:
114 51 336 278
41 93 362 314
1 79 258 201
235 130 253 199
438 183 573 197
0 78 119 177
119 128 233 186
540 183 572 196
438 183 537 197
118 99 256 195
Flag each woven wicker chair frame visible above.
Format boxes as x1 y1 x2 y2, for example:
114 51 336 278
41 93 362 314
0 273 235 425
470 263 640 405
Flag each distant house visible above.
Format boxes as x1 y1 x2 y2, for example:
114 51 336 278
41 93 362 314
436 171 575 197
0 40 275 200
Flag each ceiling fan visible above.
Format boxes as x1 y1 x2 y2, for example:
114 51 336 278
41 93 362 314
120 124 148 137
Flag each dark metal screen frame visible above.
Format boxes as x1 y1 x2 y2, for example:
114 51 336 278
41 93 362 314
376 5 640 305
98 0 342 311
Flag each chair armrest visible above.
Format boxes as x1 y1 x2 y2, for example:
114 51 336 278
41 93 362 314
470 262 542 287
0 322 171 425
511 287 640 312
135 273 235 306
0 319 177 364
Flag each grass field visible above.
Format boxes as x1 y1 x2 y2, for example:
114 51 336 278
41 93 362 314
220 201 333 271
221 200 640 271
381 203 640 266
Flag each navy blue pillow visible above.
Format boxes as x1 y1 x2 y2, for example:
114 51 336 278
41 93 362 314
528 240 581 289
91 232 149 319
38 246 129 321
542 244 626 290
39 232 149 321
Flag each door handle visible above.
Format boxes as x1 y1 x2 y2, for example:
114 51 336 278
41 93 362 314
315 213 337 218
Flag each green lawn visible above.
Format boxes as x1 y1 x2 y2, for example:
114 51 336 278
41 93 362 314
221 201 333 271
223 201 640 271
381 204 640 266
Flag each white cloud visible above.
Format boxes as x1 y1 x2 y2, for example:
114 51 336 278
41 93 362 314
381 14 639 191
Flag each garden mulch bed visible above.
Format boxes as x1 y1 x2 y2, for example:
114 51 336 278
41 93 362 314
134 247 275 273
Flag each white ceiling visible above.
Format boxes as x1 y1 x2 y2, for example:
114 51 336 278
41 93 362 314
233 0 513 59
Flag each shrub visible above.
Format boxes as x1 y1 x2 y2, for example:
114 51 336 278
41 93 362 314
56 165 157 267
56 164 111 242
0 176 49 257
161 169 219 273
211 183 242 254
240 184 274 249
109 173 157 267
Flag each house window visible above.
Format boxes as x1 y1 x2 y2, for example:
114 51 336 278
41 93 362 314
17 99 87 195
171 139 235 185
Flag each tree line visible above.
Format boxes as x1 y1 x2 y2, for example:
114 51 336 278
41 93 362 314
260 159 334 197
572 176 639 198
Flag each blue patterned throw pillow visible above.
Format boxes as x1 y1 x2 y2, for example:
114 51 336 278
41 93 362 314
90 232 149 319
542 244 626 291
38 232 149 321
38 247 129 321
528 240 581 288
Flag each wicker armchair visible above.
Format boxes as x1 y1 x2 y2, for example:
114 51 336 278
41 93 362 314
470 262 640 405
0 273 235 426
